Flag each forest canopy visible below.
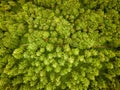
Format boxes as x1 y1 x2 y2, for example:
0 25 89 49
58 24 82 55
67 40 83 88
0 0 120 90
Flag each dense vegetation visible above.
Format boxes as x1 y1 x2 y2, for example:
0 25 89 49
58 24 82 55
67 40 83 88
0 0 120 90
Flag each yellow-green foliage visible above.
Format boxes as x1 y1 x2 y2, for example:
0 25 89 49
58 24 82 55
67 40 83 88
0 0 120 90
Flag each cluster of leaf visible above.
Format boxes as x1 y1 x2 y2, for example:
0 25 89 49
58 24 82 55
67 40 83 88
0 0 120 90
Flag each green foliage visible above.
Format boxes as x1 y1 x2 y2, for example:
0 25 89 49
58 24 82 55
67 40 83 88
0 0 120 90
